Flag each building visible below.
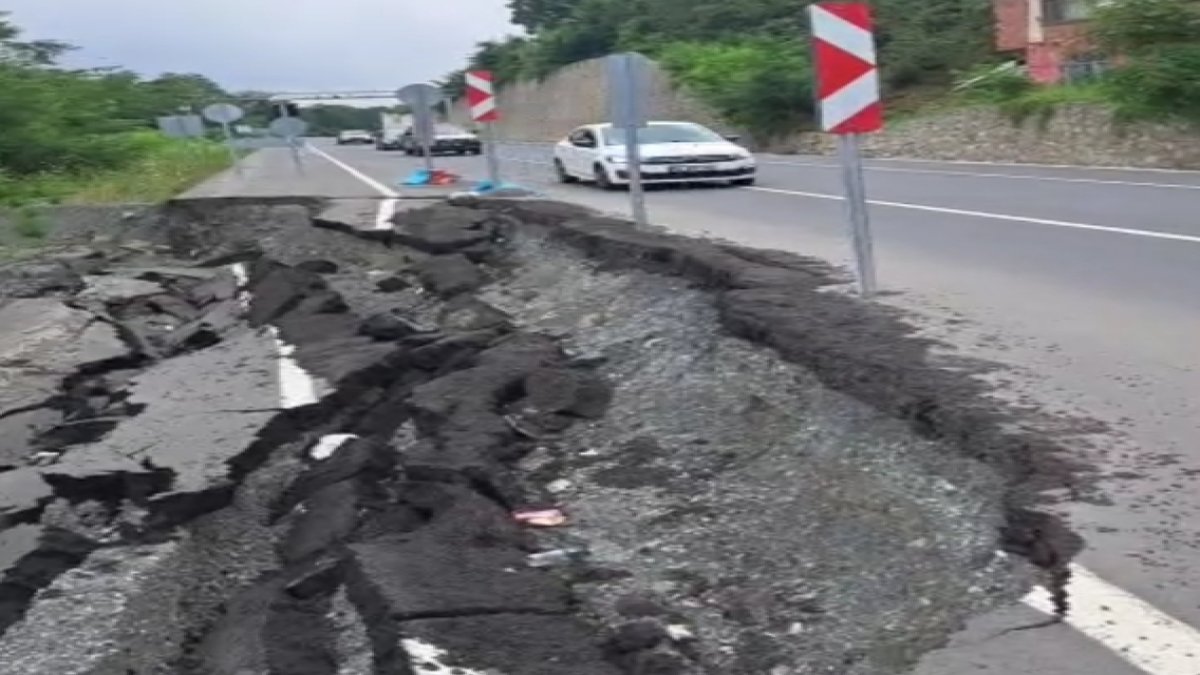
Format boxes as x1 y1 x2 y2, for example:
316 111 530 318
994 0 1107 83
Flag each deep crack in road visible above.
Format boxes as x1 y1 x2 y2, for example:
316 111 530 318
0 195 1102 675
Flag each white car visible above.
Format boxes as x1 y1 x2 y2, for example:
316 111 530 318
553 121 756 189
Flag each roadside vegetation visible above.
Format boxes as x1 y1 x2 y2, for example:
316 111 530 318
0 12 243 208
447 0 1200 138
444 0 994 138
956 0 1200 125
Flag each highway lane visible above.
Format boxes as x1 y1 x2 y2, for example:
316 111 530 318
306 140 1200 675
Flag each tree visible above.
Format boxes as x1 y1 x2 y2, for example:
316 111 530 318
0 11 72 65
0 13 233 178
473 0 994 136
507 0 583 33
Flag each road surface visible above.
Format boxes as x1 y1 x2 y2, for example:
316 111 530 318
216 140 1200 675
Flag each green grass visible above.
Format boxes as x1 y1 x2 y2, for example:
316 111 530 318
0 206 52 260
0 133 234 208
65 137 233 204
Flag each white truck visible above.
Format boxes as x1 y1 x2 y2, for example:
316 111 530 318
376 112 412 151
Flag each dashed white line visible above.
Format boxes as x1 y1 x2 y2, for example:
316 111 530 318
309 433 357 460
306 143 400 232
230 263 327 410
1022 564 1200 675
402 639 488 675
270 327 323 409
306 144 399 198
747 186 1200 244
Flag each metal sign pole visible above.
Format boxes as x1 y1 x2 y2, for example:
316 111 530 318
610 54 649 227
483 121 502 186
289 136 306 175
416 89 435 173
624 124 648 226
837 133 877 297
219 121 243 176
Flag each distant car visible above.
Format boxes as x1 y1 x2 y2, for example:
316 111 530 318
376 130 405 151
336 130 374 145
400 124 482 156
553 121 756 189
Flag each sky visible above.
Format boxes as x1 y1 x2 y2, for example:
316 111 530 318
3 0 517 102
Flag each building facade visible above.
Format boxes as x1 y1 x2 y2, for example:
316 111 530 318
994 0 1103 83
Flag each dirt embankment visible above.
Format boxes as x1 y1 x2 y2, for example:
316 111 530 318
0 197 1087 675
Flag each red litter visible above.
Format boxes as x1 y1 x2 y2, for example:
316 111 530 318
513 508 567 527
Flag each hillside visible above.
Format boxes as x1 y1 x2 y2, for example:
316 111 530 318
445 0 996 136
445 0 1200 140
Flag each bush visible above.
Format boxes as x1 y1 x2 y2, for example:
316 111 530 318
0 133 232 207
953 62 1034 102
1090 0 1200 53
1103 43 1200 123
658 39 815 139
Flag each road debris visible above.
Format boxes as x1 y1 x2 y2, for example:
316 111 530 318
0 196 1090 675
513 508 568 527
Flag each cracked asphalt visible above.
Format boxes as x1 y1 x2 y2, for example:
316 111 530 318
0 143 1194 675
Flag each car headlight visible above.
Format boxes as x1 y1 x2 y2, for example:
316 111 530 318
604 155 627 164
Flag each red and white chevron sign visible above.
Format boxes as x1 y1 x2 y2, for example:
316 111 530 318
809 2 883 134
466 70 499 123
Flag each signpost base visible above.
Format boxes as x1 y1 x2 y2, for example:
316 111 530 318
836 133 877 297
483 122 501 186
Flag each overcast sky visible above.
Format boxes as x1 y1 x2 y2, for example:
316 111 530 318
3 0 516 100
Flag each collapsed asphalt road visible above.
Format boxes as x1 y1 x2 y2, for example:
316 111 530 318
0 196 1086 674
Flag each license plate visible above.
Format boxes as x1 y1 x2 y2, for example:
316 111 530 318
669 165 706 174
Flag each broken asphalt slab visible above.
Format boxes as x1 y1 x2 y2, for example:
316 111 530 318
0 194 1099 675
0 299 130 418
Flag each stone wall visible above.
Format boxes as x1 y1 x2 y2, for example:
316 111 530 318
773 105 1200 169
455 56 1200 169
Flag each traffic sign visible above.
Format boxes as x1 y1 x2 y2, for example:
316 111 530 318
268 116 308 138
809 2 883 134
202 103 245 125
396 83 444 108
809 2 881 296
157 115 205 138
466 71 499 123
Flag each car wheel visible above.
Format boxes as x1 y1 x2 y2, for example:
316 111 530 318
731 177 757 187
594 164 617 191
554 159 578 184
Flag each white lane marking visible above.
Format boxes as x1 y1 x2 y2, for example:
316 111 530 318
748 186 1200 244
1022 564 1200 675
271 327 321 408
837 155 1200 175
306 143 400 233
375 198 398 230
501 156 552 166
309 433 357 460
402 639 488 675
230 262 327 410
306 144 399 197
760 159 1200 190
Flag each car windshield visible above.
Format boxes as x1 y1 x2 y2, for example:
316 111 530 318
603 123 723 145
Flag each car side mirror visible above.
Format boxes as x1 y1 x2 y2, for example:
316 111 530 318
724 134 742 143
